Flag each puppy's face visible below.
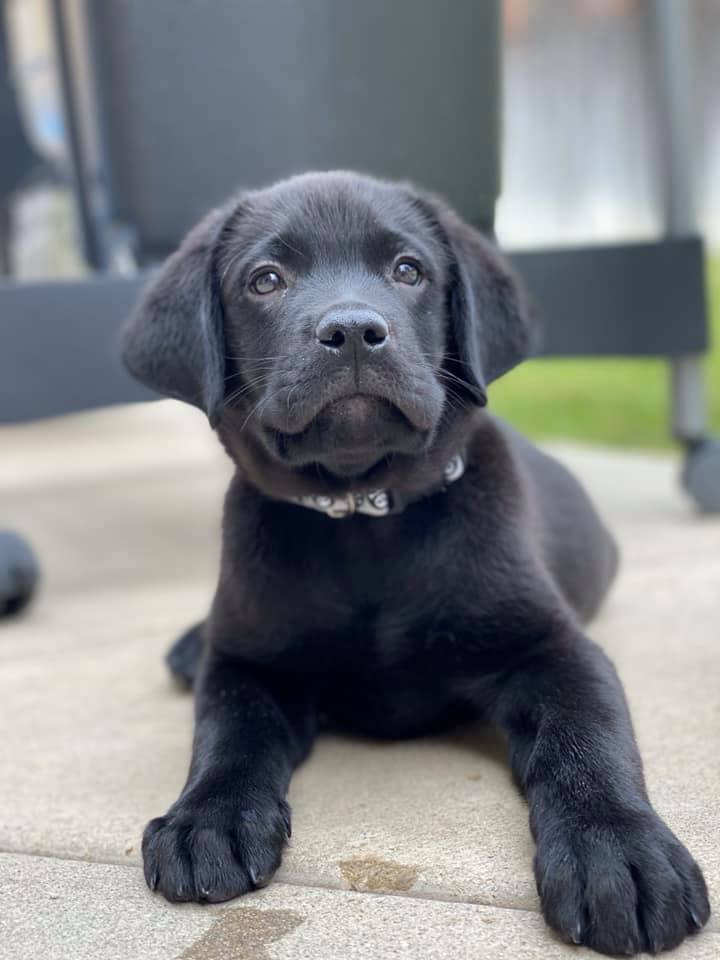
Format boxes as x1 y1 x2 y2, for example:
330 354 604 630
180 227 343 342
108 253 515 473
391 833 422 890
219 176 449 478
123 172 531 495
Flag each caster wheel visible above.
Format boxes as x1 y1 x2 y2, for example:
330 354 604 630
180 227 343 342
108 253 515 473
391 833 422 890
0 530 40 617
682 438 720 514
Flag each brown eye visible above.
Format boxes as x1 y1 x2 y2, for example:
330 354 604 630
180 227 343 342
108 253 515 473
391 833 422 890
392 259 422 286
250 269 284 295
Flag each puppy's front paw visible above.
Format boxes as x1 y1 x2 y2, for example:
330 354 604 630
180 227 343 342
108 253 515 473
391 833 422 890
535 808 710 955
142 796 291 903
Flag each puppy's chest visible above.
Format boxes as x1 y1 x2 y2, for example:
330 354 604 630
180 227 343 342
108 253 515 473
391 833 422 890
260 518 492 671
272 515 442 623
292 540 485 734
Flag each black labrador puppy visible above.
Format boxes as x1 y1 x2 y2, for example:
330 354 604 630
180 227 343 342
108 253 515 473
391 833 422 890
122 172 709 955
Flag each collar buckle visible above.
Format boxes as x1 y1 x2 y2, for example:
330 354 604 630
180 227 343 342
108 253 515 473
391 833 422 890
326 493 357 519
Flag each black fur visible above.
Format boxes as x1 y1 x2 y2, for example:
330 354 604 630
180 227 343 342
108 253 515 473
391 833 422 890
123 172 709 954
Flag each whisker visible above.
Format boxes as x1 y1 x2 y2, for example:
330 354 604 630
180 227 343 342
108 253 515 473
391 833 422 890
273 233 307 260
400 368 474 400
435 369 477 393
443 391 464 415
224 353 296 362
418 350 477 371
225 362 278 380
238 384 289 435
224 373 273 407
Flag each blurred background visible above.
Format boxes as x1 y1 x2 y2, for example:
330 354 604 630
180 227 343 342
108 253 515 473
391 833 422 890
1 0 718 449
495 0 720 448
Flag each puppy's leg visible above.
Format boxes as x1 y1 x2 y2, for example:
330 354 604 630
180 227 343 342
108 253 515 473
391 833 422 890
489 632 709 956
166 621 204 688
143 650 315 903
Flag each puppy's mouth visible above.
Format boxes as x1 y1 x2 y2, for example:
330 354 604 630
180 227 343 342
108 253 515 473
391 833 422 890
273 394 428 477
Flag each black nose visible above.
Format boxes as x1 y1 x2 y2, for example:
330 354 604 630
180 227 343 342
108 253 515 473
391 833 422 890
316 308 389 353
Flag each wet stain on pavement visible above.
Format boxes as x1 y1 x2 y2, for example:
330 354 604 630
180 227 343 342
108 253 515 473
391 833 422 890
180 906 304 960
339 855 419 893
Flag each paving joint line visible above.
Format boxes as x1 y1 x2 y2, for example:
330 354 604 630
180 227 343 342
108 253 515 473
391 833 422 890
2 846 719 934
0 845 544 917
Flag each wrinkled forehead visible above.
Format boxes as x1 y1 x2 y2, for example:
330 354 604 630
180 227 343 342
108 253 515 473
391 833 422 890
221 178 445 274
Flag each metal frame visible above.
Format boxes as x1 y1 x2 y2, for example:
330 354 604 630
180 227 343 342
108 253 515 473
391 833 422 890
49 0 136 273
49 0 110 270
649 0 720 509
651 0 708 444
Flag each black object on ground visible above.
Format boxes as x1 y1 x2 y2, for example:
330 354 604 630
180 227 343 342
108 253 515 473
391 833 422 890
0 530 40 617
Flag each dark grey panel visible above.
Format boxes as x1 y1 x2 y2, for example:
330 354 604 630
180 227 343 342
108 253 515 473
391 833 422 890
512 237 709 357
86 0 500 255
0 275 150 423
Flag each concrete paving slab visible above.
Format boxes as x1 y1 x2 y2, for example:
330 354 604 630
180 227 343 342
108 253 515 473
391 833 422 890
2 853 718 960
0 403 231 597
1 402 718 942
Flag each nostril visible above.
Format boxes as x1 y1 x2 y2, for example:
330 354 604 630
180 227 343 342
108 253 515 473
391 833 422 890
363 326 387 347
319 328 346 349
316 310 389 352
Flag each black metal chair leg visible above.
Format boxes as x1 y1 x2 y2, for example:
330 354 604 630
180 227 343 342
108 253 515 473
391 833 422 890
0 530 40 617
682 440 720 513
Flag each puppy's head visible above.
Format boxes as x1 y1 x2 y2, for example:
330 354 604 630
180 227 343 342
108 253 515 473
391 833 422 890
123 172 531 494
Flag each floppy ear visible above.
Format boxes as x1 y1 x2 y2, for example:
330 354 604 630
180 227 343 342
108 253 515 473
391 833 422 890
430 204 534 405
121 206 232 426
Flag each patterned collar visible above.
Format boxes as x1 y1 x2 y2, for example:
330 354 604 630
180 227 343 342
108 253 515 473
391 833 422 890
288 453 466 519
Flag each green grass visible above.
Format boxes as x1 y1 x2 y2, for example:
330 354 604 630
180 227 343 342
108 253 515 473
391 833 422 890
489 257 720 448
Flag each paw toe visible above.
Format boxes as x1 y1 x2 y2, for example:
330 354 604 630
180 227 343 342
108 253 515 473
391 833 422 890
141 800 290 904
535 817 710 956
190 826 252 903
